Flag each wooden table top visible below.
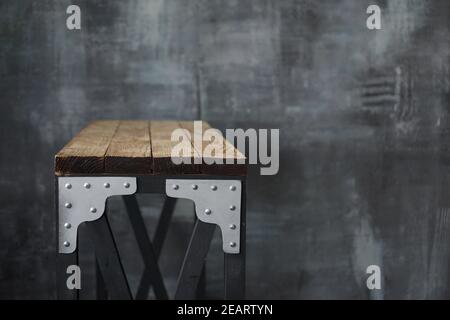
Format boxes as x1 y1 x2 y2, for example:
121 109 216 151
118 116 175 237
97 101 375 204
55 120 246 176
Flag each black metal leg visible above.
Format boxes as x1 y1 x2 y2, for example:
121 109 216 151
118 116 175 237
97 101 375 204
56 251 79 299
133 196 176 299
56 175 246 300
96 259 108 299
56 176 79 300
175 220 216 299
224 253 245 299
194 205 207 299
87 212 132 300
123 195 168 300
196 265 206 299
153 197 177 257
224 180 246 300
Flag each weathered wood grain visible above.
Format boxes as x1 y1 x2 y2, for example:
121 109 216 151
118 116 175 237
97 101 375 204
150 121 200 174
105 120 152 174
55 120 246 175
177 121 206 173
179 121 246 175
55 120 120 175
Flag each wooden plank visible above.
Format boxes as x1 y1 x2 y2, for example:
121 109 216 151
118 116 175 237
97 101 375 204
56 120 247 175
179 121 247 175
178 121 209 168
150 121 200 174
55 120 119 175
105 120 152 174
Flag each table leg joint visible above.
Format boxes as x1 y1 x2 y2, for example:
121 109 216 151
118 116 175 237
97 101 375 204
166 179 242 254
57 176 137 253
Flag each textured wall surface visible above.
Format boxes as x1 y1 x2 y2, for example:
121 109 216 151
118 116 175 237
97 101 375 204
0 0 449 299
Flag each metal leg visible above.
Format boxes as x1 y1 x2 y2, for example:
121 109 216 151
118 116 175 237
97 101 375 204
56 176 137 299
56 251 79 299
196 265 206 299
224 179 246 299
123 195 168 300
96 259 108 299
194 207 207 299
224 253 245 299
133 196 176 299
175 220 216 299
55 175 246 300
153 197 177 257
166 178 245 300
56 176 79 299
87 212 132 300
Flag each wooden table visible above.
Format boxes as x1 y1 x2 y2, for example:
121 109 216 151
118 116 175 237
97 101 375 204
55 120 247 300
55 120 246 176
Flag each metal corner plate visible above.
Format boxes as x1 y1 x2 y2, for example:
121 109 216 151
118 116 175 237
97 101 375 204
165 179 242 254
58 176 137 254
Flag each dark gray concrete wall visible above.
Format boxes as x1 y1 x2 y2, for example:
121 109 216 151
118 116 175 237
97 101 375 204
0 0 449 299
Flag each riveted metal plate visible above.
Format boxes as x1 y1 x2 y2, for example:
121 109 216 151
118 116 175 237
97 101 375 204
58 177 137 253
166 179 242 254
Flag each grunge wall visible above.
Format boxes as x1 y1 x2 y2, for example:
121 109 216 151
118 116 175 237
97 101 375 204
0 0 449 299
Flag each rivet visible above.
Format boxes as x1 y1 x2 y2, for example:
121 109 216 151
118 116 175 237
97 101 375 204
104 182 110 188
211 185 217 191
64 202 72 209
63 241 70 247
124 182 130 188
192 184 198 190
230 242 236 248
65 183 72 189
64 223 71 229
230 205 236 211
84 182 91 189
204 208 212 215
229 224 236 230
173 184 179 190
90 207 97 213
230 185 236 191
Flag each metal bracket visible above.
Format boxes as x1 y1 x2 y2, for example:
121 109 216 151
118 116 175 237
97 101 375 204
166 179 242 254
58 177 137 254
